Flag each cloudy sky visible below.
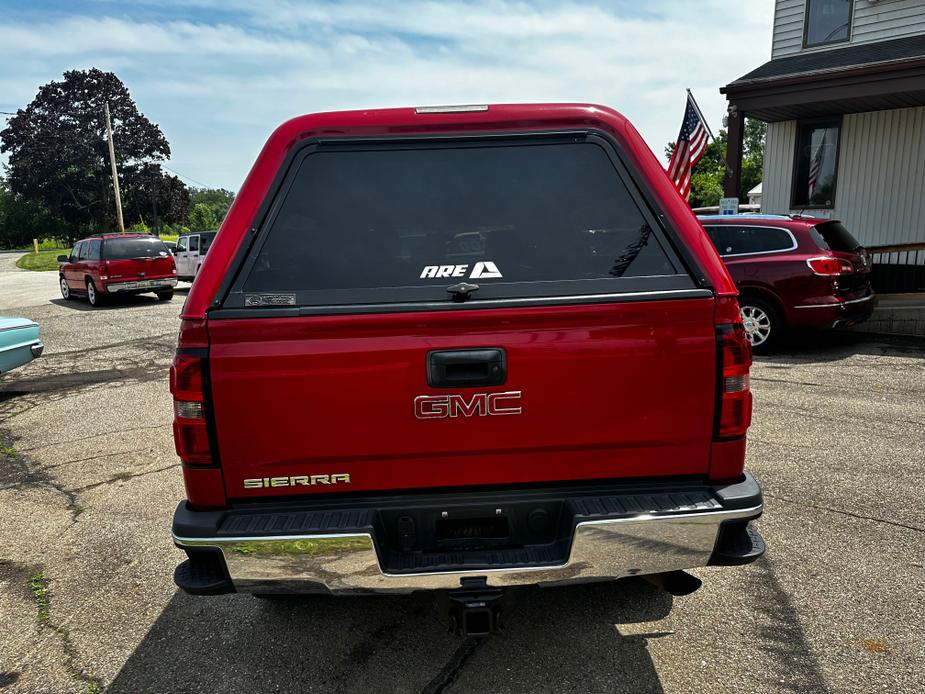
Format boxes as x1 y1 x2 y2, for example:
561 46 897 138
0 0 773 191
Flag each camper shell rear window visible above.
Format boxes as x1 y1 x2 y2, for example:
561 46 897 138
225 135 695 311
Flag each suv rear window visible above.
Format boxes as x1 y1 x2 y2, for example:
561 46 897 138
103 237 169 260
233 140 688 308
704 225 795 256
810 221 861 252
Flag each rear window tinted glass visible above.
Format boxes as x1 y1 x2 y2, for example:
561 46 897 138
240 142 682 305
705 225 795 256
200 232 216 253
810 222 860 252
103 237 169 260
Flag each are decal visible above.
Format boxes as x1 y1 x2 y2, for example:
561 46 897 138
419 261 503 280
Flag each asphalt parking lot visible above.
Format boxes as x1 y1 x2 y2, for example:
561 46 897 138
1 252 923 694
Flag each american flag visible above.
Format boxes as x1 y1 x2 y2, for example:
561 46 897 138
667 94 710 199
807 130 827 200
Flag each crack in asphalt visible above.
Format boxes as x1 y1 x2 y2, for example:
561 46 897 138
765 492 925 533
0 431 85 524
41 447 155 471
17 424 170 454
419 637 483 694
71 463 180 493
752 376 824 387
26 570 105 694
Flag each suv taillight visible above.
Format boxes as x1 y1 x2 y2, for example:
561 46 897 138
171 319 225 508
807 256 853 276
710 297 753 482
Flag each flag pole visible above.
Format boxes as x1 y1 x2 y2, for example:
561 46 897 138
686 88 716 143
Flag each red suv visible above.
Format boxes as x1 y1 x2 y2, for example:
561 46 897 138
169 104 764 635
57 234 177 307
698 215 875 352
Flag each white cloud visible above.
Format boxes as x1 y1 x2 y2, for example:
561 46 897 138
0 1 775 190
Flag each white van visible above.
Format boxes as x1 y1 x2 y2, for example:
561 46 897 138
174 231 217 282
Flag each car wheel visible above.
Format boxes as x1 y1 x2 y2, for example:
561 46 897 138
739 297 783 354
86 279 103 307
60 276 71 300
156 290 174 301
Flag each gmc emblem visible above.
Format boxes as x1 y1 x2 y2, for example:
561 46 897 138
414 391 522 419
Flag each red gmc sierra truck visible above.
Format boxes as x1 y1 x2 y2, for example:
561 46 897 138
170 103 764 636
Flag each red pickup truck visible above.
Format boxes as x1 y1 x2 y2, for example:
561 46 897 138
170 104 764 635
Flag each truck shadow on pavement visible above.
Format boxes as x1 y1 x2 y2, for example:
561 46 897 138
109 578 672 693
49 296 165 312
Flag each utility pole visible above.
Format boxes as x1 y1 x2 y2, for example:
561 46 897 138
104 102 125 234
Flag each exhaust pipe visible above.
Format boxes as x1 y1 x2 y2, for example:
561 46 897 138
644 570 702 596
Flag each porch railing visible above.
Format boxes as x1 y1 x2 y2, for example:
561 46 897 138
866 242 925 294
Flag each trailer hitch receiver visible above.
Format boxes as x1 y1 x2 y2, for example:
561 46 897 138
447 577 504 636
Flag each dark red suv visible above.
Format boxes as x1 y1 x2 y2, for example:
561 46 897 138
698 214 875 352
58 234 177 307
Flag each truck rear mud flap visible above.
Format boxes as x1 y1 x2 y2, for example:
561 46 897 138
173 473 764 597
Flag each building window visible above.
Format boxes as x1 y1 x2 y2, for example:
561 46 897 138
792 120 841 209
804 0 852 47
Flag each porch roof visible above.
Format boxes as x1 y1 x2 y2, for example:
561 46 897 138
721 34 925 122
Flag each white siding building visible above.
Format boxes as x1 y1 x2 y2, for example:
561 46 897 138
722 0 925 291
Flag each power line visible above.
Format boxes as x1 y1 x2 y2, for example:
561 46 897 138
162 165 212 189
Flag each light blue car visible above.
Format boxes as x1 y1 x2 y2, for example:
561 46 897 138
0 317 44 375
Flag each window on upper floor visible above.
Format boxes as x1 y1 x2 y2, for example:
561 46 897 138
804 0 852 48
792 120 841 209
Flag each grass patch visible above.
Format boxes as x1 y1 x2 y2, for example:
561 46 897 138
16 250 63 272
29 572 50 624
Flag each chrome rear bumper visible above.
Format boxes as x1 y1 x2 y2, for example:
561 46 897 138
175 504 761 594
173 475 764 595
106 278 177 293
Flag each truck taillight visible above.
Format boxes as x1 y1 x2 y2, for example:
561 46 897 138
710 297 753 482
807 256 853 276
170 353 212 465
171 319 225 508
717 325 753 439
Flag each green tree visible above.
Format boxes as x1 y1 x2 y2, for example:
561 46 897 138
0 68 172 240
122 163 190 234
0 178 65 249
189 187 234 225
665 119 766 208
188 202 216 232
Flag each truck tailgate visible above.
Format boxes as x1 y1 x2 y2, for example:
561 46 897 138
208 296 716 499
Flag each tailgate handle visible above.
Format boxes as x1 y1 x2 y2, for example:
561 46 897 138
427 349 506 388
